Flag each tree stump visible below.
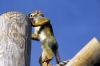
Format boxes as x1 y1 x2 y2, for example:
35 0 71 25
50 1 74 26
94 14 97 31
0 12 31 66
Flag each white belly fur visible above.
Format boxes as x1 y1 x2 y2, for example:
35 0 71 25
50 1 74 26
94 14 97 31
35 26 46 42
39 31 46 41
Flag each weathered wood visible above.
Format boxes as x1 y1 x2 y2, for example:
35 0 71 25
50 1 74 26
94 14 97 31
65 37 100 66
0 12 31 66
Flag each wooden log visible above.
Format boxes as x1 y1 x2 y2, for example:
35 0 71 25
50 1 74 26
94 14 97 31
65 37 100 66
0 12 32 66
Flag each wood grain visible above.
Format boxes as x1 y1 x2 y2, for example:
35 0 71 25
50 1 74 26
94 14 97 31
65 37 100 66
0 12 31 66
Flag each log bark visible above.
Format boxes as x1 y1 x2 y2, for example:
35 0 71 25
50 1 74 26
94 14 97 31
0 12 31 66
65 37 100 66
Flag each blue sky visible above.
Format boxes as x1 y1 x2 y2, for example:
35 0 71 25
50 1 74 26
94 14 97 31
0 0 100 66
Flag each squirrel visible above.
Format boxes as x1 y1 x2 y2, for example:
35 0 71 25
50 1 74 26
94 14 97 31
29 10 61 66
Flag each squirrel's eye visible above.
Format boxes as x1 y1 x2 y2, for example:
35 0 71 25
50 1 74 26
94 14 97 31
30 15 33 17
30 14 36 17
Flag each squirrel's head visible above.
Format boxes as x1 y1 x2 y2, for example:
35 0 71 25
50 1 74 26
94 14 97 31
29 10 44 19
29 10 44 23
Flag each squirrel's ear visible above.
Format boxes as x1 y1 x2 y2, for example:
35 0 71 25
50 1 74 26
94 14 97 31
36 10 41 14
36 10 44 17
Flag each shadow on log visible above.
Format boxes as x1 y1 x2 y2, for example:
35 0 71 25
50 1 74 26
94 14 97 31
0 12 32 66
93 59 100 66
